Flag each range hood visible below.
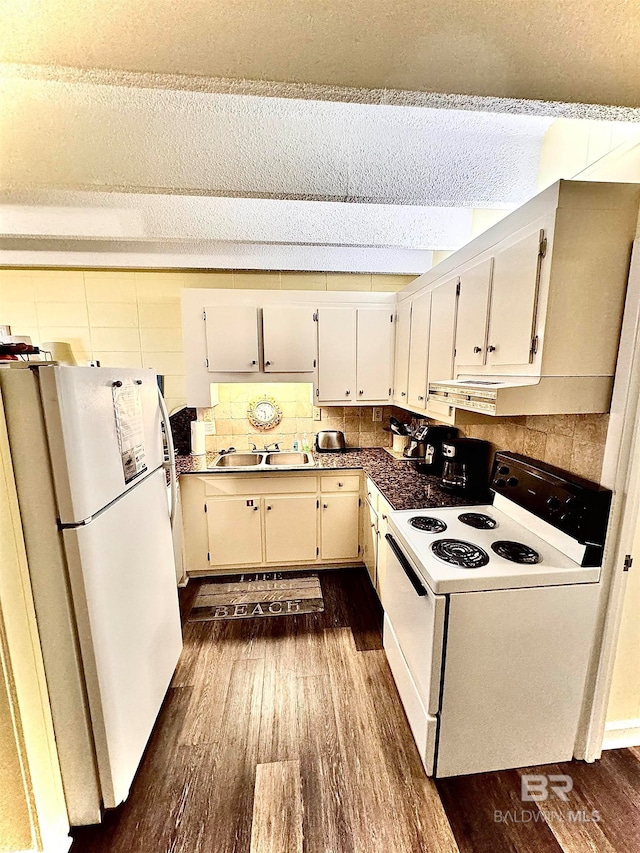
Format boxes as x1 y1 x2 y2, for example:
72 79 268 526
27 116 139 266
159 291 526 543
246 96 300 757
428 376 614 417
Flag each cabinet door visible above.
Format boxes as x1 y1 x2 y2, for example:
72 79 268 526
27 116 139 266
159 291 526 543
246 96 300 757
356 307 393 402
364 502 378 587
376 497 392 597
486 228 544 367
455 258 493 366
427 278 458 384
204 305 259 372
264 496 318 564
393 299 412 404
407 291 431 410
262 305 316 373
317 307 357 402
320 493 360 561
206 497 262 567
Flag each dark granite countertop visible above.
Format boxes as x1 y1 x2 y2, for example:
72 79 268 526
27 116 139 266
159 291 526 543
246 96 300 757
175 448 482 512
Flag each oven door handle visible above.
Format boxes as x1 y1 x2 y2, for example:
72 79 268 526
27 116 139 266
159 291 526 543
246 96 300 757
385 534 428 597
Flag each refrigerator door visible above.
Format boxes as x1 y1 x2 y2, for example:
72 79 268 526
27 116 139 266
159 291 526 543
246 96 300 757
62 467 182 808
39 366 164 524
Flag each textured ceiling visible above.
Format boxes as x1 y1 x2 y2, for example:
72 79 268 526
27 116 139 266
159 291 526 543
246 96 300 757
3 0 640 108
0 74 551 205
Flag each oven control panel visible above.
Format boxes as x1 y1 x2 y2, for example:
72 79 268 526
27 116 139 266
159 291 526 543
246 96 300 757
491 452 612 547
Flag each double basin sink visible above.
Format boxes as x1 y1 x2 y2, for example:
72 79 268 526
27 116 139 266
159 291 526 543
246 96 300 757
210 450 316 471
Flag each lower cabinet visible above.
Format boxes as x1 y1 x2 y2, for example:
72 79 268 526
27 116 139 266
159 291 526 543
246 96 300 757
363 500 378 588
206 496 262 567
364 478 393 597
182 472 364 573
320 493 361 561
265 495 318 564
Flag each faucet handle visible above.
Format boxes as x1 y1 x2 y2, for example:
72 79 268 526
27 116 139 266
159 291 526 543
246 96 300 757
249 442 258 452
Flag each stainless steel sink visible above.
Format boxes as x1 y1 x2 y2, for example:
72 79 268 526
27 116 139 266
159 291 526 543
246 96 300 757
265 451 314 467
213 452 265 468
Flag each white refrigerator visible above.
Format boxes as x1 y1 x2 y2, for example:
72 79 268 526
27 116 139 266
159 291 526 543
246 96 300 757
0 365 183 825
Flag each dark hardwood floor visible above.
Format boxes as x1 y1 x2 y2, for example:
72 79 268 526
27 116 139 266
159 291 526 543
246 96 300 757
71 568 640 853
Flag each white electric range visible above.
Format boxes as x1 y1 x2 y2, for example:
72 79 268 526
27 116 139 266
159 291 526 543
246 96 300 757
380 452 611 778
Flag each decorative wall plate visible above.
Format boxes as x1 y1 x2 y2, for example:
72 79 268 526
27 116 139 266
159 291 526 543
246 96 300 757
247 395 282 430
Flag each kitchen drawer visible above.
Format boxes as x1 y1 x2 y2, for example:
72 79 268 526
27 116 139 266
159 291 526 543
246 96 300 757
383 614 437 776
320 474 360 493
203 474 317 496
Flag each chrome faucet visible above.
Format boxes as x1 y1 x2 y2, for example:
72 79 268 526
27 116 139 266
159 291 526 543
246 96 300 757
264 442 280 451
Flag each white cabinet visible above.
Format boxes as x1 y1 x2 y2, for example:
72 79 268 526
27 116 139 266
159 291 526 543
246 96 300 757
486 227 544 368
264 496 318 563
364 499 378 588
206 497 262 567
455 258 493 367
262 305 316 373
406 291 431 411
205 305 259 372
393 299 412 404
427 278 458 383
181 471 364 574
316 307 393 404
356 307 394 401
317 307 357 402
320 493 360 561
364 479 393 597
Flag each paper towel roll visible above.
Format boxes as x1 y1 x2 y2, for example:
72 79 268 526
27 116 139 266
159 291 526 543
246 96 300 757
191 421 206 456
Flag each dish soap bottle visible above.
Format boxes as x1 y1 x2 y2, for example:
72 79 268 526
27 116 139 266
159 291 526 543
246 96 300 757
292 433 300 451
302 432 310 452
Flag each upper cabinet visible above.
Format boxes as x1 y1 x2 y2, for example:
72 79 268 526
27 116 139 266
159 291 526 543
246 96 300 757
262 305 316 373
455 258 493 367
406 291 431 411
205 305 259 372
392 299 412 405
485 227 544 368
427 278 458 383
316 306 394 404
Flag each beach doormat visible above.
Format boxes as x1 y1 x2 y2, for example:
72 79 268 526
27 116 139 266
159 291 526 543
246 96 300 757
188 572 324 621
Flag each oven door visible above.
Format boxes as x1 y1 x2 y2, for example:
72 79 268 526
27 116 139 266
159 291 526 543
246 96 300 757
381 533 447 716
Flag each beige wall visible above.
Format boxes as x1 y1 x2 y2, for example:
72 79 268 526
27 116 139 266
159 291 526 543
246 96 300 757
0 269 414 414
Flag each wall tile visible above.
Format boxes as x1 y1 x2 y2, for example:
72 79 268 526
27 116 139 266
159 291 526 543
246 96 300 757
1 302 38 328
326 273 372 291
183 272 234 288
140 327 183 352
135 274 185 303
280 272 327 291
36 301 88 326
91 327 140 351
233 272 281 290
92 351 144 369
141 351 185 375
88 302 139 328
33 273 85 303
38 326 92 354
371 274 416 292
0 275 35 301
84 275 137 303
138 302 182 328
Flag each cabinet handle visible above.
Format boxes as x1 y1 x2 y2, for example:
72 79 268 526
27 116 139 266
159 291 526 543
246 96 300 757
401 392 406 397
323 503 328 509
345 390 351 396
417 395 424 401
266 505 272 510
473 346 482 354
338 482 343 487
265 360 272 366
251 360 257 365
253 506 259 511
382 514 387 520
359 390 364 395
488 345 496 353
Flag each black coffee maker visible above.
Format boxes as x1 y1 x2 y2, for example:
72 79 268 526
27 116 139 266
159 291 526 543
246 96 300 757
415 426 458 475
440 438 491 497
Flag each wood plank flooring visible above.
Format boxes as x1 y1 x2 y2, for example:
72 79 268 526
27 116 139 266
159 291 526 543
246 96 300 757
72 568 640 853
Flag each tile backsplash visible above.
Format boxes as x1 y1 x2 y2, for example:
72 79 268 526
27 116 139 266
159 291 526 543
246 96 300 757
394 408 609 483
201 383 393 453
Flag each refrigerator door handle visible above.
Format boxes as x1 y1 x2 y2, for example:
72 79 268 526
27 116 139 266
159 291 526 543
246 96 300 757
157 386 177 528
